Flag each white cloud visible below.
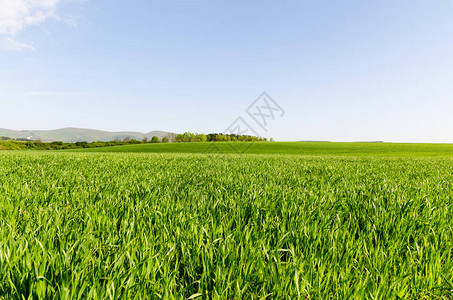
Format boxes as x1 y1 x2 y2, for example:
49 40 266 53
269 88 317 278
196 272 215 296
0 0 62 51
0 0 61 35
0 36 35 51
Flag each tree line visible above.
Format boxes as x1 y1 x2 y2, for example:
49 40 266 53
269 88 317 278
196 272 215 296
173 132 268 142
0 132 271 150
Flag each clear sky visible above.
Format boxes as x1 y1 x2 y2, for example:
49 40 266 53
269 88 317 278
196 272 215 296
1 0 453 142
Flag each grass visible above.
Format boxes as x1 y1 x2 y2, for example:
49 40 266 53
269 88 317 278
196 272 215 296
68 141 453 157
1 143 453 298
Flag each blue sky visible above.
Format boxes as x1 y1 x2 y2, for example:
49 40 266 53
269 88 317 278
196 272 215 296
1 0 453 142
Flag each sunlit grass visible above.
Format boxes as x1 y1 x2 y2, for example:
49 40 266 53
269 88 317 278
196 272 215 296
69 141 453 157
1 151 453 298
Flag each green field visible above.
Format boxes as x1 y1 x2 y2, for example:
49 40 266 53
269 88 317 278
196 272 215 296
2 143 453 298
69 141 453 157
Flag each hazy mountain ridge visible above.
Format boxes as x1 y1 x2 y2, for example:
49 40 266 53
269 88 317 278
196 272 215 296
0 127 175 143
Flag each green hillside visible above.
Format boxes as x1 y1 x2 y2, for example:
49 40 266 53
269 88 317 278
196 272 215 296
0 127 174 143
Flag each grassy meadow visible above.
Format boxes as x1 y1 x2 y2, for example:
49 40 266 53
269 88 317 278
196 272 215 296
69 141 453 157
1 142 453 298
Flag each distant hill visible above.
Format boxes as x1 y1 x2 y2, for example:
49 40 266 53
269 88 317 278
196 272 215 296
0 127 175 143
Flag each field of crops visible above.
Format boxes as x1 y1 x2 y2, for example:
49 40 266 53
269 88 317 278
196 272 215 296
1 145 453 298
70 141 453 157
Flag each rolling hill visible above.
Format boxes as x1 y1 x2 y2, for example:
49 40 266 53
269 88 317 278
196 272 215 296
0 127 175 143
